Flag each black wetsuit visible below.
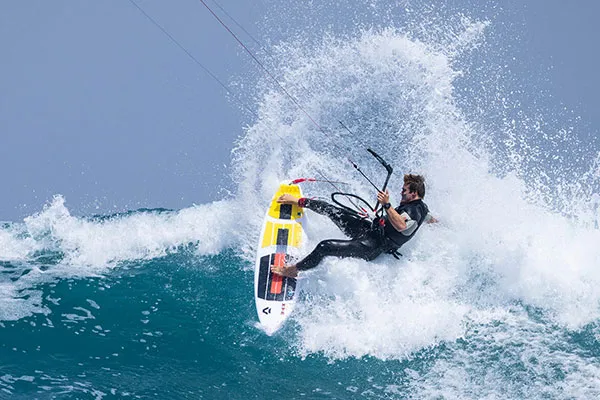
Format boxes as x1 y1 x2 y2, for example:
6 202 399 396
295 198 429 271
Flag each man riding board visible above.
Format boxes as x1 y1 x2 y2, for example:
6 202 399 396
271 174 436 278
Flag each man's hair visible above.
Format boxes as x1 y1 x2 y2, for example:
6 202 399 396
404 174 426 198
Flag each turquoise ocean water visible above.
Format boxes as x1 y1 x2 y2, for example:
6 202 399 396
3 2 600 398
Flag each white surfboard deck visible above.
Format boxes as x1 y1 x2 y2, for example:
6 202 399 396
254 182 306 335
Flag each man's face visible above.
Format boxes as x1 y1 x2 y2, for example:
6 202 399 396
401 184 416 204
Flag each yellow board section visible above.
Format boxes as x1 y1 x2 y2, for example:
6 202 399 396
267 184 303 220
260 183 304 249
260 221 303 248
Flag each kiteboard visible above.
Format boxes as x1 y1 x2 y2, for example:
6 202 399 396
254 181 306 335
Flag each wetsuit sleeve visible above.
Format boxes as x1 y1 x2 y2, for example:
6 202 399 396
424 212 436 223
395 204 424 236
398 212 417 236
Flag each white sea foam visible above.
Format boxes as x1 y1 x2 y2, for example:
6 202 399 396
0 195 246 320
0 225 41 261
407 309 600 399
18 195 243 269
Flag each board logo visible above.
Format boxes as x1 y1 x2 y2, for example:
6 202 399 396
262 307 272 315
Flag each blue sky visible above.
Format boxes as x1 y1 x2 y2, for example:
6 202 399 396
1 0 599 220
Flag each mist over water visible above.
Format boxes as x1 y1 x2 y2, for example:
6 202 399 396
2 2 600 398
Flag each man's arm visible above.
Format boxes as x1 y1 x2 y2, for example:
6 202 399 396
377 190 408 231
425 213 439 224
386 206 410 231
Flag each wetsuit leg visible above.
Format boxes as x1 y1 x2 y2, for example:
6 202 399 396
295 234 384 271
303 199 371 239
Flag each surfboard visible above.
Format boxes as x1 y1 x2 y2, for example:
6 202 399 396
254 182 305 335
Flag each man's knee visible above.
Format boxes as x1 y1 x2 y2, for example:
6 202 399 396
315 239 337 253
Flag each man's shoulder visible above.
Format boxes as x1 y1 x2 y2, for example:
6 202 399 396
397 199 428 218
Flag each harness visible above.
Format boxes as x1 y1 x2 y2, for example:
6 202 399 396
361 215 401 259
328 148 425 261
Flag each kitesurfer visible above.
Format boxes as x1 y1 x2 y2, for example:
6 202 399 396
271 174 437 278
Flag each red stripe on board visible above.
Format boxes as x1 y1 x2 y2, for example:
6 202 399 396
269 253 286 294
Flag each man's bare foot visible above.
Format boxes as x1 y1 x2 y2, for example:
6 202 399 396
271 264 299 278
277 194 299 205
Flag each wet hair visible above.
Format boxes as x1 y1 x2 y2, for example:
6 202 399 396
403 174 426 198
